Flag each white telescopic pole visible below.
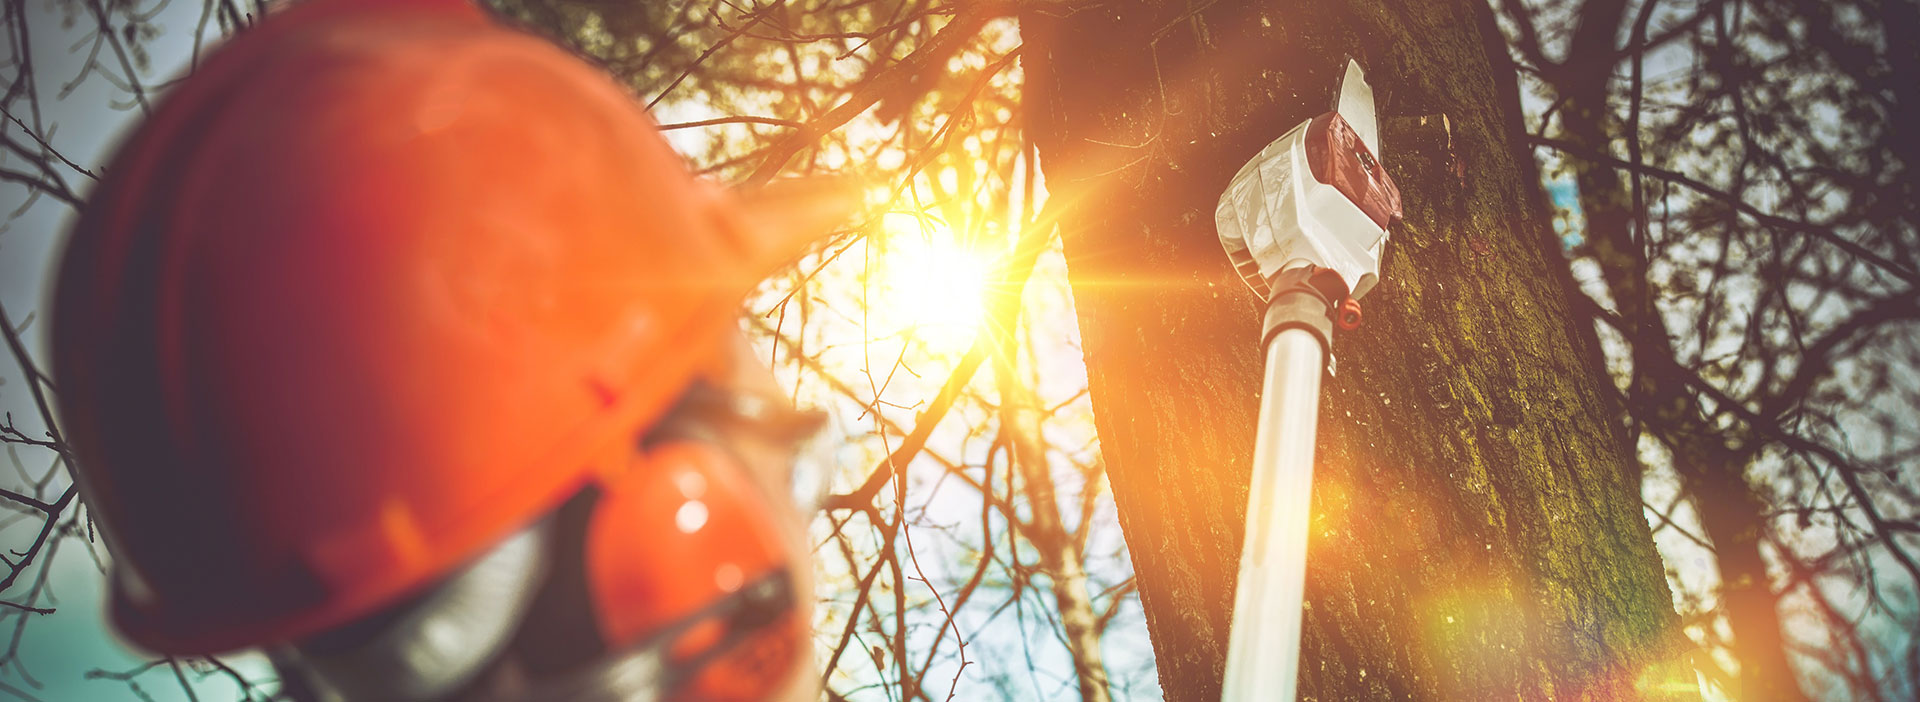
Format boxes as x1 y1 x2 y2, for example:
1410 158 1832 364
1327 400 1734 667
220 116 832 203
1211 61 1394 702
1219 324 1326 702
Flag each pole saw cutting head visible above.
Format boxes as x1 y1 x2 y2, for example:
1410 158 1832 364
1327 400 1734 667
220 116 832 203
1215 60 1403 320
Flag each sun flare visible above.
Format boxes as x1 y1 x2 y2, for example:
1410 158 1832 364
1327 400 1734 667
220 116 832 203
872 213 993 352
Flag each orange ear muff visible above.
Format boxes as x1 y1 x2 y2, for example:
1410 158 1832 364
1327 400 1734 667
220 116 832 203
584 440 803 699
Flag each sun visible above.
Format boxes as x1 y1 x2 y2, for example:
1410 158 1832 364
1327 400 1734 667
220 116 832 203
872 213 993 352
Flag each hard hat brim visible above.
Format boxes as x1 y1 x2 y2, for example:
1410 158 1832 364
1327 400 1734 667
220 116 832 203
714 176 865 287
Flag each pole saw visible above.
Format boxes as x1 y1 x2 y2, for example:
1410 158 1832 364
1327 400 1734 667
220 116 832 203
1214 59 1402 702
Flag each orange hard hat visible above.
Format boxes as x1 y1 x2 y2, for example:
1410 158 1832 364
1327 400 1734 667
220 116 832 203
51 0 843 654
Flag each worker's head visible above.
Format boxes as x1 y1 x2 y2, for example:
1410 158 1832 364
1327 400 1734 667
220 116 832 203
48 0 843 698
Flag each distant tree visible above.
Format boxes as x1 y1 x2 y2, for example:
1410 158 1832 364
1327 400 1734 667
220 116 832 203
1504 0 1920 699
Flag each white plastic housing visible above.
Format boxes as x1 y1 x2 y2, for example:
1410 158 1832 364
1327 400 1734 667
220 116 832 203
1214 122 1389 302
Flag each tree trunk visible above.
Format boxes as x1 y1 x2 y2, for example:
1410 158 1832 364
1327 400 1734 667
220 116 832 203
994 338 1114 702
1020 0 1692 699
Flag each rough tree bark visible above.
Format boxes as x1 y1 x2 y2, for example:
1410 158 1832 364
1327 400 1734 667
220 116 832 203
1021 0 1693 699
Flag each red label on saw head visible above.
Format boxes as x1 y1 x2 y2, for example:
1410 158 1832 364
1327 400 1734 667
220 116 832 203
1304 112 1403 230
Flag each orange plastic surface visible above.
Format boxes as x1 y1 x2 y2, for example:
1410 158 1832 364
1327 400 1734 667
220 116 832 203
52 0 826 653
